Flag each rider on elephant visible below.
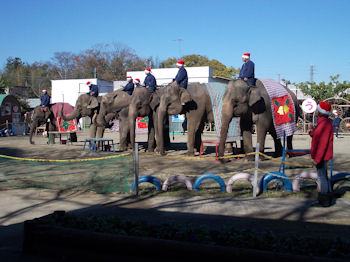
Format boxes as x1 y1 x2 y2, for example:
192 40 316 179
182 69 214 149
86 81 99 108
40 88 51 118
144 68 157 92
123 76 135 95
238 52 256 86
134 78 142 88
173 60 188 89
173 60 191 105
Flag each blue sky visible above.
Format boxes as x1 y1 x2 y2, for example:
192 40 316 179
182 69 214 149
1 0 349 83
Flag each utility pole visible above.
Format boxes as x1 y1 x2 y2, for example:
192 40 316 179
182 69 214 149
173 38 184 58
309 64 314 82
94 67 97 78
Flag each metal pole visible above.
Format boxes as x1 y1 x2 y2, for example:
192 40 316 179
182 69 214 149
253 143 260 198
134 142 139 197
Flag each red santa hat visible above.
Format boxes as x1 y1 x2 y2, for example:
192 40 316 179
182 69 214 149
145 68 151 73
86 81 92 87
42 88 47 93
126 76 132 80
242 52 250 59
134 78 140 83
177 60 184 67
317 101 331 115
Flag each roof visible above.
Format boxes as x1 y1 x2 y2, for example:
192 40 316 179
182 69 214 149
0 94 8 105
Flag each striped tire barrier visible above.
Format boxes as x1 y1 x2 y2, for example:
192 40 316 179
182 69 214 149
193 173 226 192
226 173 260 195
292 171 319 192
330 172 350 189
162 175 193 191
259 171 293 193
131 175 162 191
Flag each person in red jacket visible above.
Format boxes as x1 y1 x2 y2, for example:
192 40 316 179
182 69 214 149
309 101 334 207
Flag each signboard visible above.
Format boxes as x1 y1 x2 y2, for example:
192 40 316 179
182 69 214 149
56 117 78 132
301 98 317 114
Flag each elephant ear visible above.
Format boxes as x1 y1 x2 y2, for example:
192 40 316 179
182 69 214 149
149 93 160 111
248 86 262 107
87 96 99 109
179 88 192 104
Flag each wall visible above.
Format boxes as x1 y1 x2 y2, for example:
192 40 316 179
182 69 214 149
51 79 113 106
126 66 213 86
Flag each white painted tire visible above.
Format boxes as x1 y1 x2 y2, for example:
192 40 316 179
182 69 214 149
162 175 193 191
226 173 259 195
292 171 320 192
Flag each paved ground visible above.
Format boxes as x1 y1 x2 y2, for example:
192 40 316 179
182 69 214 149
0 130 350 261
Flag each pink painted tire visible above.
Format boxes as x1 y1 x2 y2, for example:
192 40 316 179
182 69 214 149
226 173 259 195
162 175 193 191
292 171 320 192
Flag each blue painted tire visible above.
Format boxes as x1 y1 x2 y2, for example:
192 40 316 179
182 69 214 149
330 172 350 189
193 174 226 192
131 175 162 191
261 171 292 193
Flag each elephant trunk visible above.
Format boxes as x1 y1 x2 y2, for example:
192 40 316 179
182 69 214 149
218 103 234 159
157 105 167 155
29 121 38 144
60 104 80 121
96 110 108 127
128 105 138 150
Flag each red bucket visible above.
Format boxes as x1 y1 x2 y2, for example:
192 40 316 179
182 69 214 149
61 140 67 144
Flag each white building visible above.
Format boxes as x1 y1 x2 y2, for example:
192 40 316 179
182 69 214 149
114 66 229 90
51 78 113 106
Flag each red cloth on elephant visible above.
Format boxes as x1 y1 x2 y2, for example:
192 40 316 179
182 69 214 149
309 116 333 164
50 103 78 132
51 103 74 118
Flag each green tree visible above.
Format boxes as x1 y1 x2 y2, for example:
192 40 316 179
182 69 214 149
160 54 239 79
297 75 350 102
0 74 7 93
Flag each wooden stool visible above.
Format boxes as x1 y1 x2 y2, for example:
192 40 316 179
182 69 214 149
199 139 238 160
35 126 46 136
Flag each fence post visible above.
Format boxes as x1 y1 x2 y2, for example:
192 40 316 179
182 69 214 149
134 143 139 197
253 143 260 198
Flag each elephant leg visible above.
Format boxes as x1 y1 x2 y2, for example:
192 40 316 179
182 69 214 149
186 114 202 156
256 124 268 160
48 122 56 144
89 124 97 138
269 128 283 158
118 121 128 151
147 113 155 152
218 102 234 158
194 120 205 153
240 115 254 155
287 135 293 150
96 126 105 138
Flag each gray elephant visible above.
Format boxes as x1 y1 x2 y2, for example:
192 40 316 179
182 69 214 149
29 106 56 144
60 94 105 138
156 82 214 155
95 90 131 151
218 79 301 159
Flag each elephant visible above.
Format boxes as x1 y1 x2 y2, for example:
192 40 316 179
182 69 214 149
60 94 105 138
156 82 214 155
218 79 301 160
29 106 56 144
95 90 132 151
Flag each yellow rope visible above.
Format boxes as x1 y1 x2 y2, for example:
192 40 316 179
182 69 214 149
0 153 131 163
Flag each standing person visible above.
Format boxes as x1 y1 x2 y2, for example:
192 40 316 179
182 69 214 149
309 101 334 207
40 88 51 107
143 68 157 92
134 78 141 88
123 76 134 95
332 110 341 139
173 60 188 89
238 52 255 86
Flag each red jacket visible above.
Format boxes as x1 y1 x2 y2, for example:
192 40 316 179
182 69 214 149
310 116 333 164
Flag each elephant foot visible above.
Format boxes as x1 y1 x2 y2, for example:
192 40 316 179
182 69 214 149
244 154 255 161
219 157 230 164
273 152 283 158
147 148 155 153
160 151 167 156
185 151 195 156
